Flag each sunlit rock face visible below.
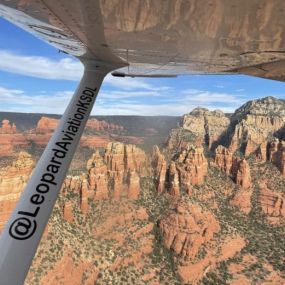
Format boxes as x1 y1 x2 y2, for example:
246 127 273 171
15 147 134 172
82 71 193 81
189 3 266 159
36 117 59 134
0 120 27 157
214 145 233 175
62 142 147 218
159 201 220 258
36 117 124 134
269 138 285 177
152 145 167 193
181 108 230 149
259 181 285 224
174 145 208 188
0 152 34 231
214 145 252 189
166 108 230 152
235 159 252 189
0 119 17 134
153 144 208 197
229 97 285 154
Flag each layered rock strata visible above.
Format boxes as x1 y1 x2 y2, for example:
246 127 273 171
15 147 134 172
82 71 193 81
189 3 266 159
0 152 34 230
62 142 147 218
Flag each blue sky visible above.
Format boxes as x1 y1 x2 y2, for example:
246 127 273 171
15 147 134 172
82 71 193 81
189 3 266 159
0 17 285 116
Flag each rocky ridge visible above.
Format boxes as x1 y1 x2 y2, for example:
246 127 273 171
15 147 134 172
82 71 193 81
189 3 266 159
0 96 285 284
62 142 147 220
166 107 230 152
152 144 208 197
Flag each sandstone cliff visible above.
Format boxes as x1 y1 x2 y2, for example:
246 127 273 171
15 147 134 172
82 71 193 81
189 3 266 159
259 181 285 224
62 142 147 218
0 119 27 156
182 108 230 148
268 138 285 177
36 117 59 133
0 152 34 230
0 119 17 134
36 116 124 134
229 97 285 154
159 200 246 284
152 145 167 193
166 108 230 151
152 145 208 196
215 145 252 189
159 201 220 259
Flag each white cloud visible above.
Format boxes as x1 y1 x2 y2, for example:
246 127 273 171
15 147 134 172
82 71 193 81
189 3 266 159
0 85 241 115
182 91 243 104
0 51 250 115
0 87 71 113
0 50 83 80
98 90 161 99
0 84 246 116
91 102 238 116
0 50 170 92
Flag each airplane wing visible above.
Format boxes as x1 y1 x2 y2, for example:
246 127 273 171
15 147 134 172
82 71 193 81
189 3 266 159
1 1 285 285
1 0 285 80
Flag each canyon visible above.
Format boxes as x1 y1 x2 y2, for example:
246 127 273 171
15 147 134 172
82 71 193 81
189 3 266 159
0 96 285 284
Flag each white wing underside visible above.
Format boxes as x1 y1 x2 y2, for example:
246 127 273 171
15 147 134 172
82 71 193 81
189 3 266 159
1 0 285 80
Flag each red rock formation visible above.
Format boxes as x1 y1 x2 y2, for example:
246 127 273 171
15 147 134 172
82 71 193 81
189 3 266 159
127 171 140 199
159 202 220 259
87 151 109 201
0 120 27 157
230 189 252 214
62 201 74 223
87 118 124 132
235 159 252 189
36 117 59 133
168 162 180 196
214 145 252 190
152 145 167 193
0 152 34 230
229 159 252 213
61 143 147 216
104 143 146 200
176 145 208 188
244 137 257 156
162 145 208 196
214 145 233 175
269 138 285 177
259 182 285 223
229 112 284 155
256 141 267 162
181 108 230 149
62 176 83 220
40 253 97 285
80 136 111 149
36 117 124 134
0 119 17 134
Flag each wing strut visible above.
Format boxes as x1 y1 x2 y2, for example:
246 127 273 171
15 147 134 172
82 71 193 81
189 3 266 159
0 60 115 285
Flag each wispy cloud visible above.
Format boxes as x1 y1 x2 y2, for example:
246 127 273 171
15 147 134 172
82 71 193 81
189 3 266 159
0 50 260 116
0 87 71 113
0 85 244 115
0 50 83 80
0 50 170 92
182 91 243 104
